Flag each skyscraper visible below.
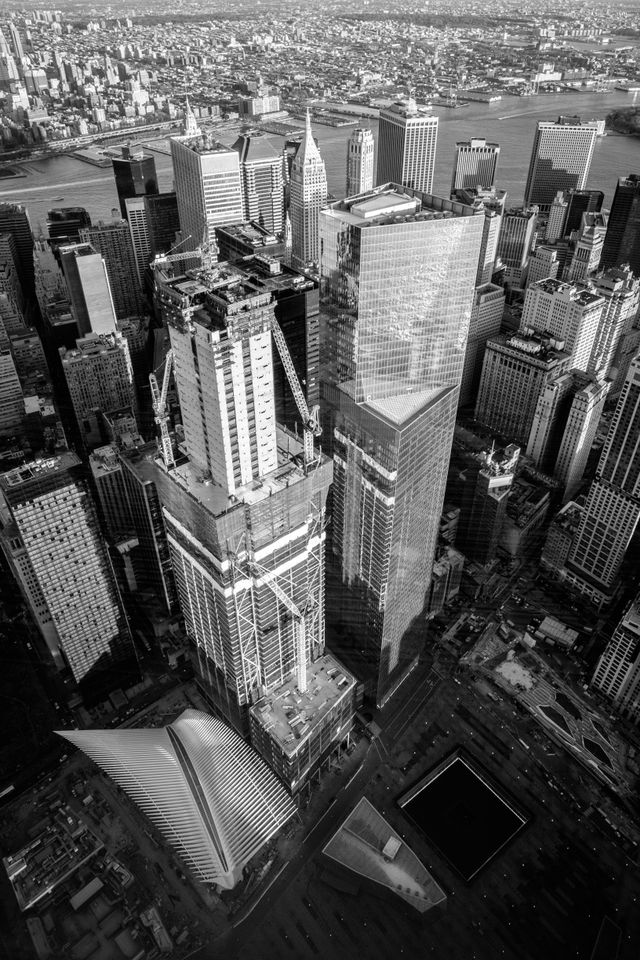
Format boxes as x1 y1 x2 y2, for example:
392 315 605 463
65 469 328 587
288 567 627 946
459 283 505 407
47 207 92 248
290 111 327 269
346 127 375 198
588 266 640 382
520 277 605 374
0 453 132 685
79 221 145 320
124 197 152 286
58 242 117 336
600 175 640 275
0 202 34 301
524 117 599 211
233 134 284 235
58 710 296 888
171 133 244 254
496 206 538 289
545 191 568 242
462 444 520 564
475 333 571 446
144 192 180 258
452 185 506 286
320 186 484 705
564 211 607 284
0 350 23 436
591 595 640 723
565 354 640 607
564 188 604 237
153 259 333 733
450 138 500 195
376 100 438 194
59 332 137 449
111 144 158 220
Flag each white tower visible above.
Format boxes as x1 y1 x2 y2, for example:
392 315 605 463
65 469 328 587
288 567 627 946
290 110 327 270
346 127 375 198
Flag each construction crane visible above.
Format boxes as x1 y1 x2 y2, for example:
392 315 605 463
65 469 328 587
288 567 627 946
270 317 321 472
149 349 175 469
152 227 213 271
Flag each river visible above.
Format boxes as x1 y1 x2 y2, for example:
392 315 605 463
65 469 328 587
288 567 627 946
0 90 639 227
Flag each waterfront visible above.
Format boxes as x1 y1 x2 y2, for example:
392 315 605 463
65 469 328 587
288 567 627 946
0 91 639 226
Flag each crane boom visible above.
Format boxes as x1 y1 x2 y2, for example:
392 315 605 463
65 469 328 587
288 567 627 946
150 349 175 469
240 555 308 693
270 317 321 471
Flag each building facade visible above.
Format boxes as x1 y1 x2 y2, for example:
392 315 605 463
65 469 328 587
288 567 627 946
346 127 375 198
0 453 132 685
376 101 438 194
111 145 158 220
524 117 599 211
290 111 327 269
450 138 500 195
233 134 285 236
600 175 640 275
320 186 484 705
591 596 640 724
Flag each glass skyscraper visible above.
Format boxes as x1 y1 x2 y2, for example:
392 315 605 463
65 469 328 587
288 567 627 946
320 186 484 706
524 116 599 212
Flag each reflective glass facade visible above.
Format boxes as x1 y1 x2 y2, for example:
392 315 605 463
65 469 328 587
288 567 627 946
320 186 483 706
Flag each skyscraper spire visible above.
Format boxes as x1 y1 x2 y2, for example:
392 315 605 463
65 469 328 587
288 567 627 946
183 95 201 137
290 110 327 269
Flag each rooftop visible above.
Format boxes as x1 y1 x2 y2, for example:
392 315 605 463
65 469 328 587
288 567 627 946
323 797 446 913
324 185 482 228
156 425 329 517
172 132 237 156
251 653 356 756
0 452 80 490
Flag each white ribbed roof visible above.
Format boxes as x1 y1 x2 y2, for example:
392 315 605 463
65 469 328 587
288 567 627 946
57 709 295 888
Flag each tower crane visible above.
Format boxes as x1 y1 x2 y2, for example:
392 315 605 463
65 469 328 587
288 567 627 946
270 317 321 472
149 349 175 469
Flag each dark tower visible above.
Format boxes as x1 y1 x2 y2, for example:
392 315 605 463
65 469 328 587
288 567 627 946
112 145 159 220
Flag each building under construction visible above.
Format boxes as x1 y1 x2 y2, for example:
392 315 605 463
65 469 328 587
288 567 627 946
152 255 337 750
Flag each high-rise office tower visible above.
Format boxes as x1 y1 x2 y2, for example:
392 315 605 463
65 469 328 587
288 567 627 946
526 245 562 287
47 207 92 249
144 192 180 258
118 441 178 615
171 133 244 254
525 370 609 494
8 23 24 62
459 283 505 407
290 111 327 270
588 266 640 381
454 185 507 286
346 127 375 198
601 175 640 275
0 350 23 436
520 278 605 374
153 260 333 733
58 710 296 888
450 138 500 195
124 198 152 286
112 144 158 220
60 332 137 448
564 211 608 283
496 206 538 289
58 242 117 336
475 333 571 446
565 354 640 607
545 191 568 242
79 221 145 320
376 100 438 194
591 595 640 724
524 117 599 211
0 231 24 321
462 444 520 564
555 376 609 501
233 134 285 235
320 186 484 706
0 202 34 302
0 453 132 684
564 188 604 237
